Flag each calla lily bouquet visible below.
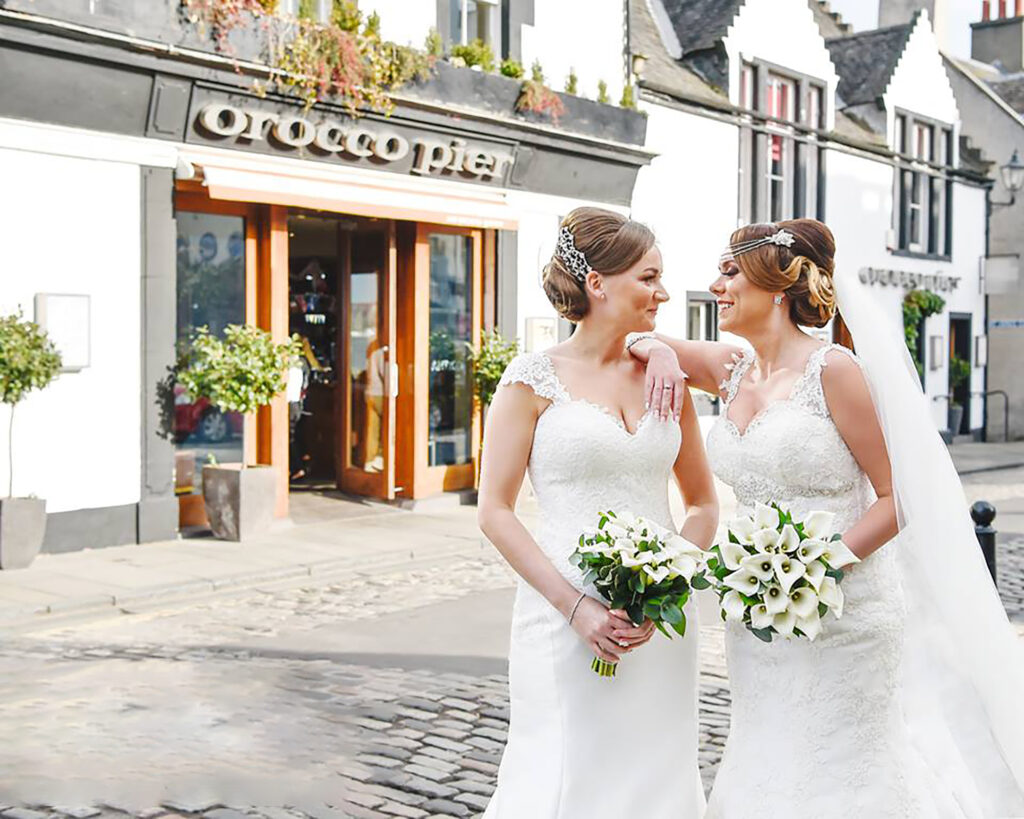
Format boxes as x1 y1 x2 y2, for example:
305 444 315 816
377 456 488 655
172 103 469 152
707 502 859 643
569 509 710 677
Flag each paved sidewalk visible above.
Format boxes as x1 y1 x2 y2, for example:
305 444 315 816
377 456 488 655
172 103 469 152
949 440 1024 474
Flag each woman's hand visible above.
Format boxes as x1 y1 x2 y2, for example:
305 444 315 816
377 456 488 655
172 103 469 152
570 598 656 662
644 344 687 422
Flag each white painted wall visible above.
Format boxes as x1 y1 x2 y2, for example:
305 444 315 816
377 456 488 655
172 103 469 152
521 0 626 102
632 102 740 340
358 0 437 47
725 0 840 128
0 148 141 512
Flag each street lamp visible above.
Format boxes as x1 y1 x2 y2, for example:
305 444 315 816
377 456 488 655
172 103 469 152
631 53 648 80
993 149 1024 208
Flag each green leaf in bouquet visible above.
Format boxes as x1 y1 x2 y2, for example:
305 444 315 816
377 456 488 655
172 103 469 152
706 557 720 572
670 616 687 637
582 569 598 586
825 567 845 582
691 573 711 591
643 601 662 620
739 592 760 606
750 626 774 643
653 620 672 639
599 515 609 529
661 603 683 625
713 565 731 581
628 572 645 593
625 602 644 625
793 627 805 638
728 531 740 544
818 602 829 617
830 532 843 541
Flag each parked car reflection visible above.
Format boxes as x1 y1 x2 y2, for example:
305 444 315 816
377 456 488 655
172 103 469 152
173 383 243 444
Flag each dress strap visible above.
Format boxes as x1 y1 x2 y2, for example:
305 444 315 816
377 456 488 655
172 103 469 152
794 343 863 417
498 352 571 405
719 349 753 405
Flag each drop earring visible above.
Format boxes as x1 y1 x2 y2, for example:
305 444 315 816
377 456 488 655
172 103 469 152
773 295 783 305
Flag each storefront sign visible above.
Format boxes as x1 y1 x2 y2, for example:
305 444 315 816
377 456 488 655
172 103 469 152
858 266 961 292
190 97 516 185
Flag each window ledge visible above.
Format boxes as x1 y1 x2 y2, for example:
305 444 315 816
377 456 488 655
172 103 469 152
890 249 952 262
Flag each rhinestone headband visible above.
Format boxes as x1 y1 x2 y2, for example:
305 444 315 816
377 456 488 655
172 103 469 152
720 228 796 262
556 226 592 282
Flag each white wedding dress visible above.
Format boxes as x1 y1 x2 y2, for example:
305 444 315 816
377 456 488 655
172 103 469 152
484 351 705 818
704 343 994 818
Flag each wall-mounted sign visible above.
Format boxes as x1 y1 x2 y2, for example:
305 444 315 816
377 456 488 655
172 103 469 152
859 266 961 292
188 92 516 187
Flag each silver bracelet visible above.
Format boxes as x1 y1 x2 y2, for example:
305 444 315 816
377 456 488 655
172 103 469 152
625 332 655 352
567 591 587 625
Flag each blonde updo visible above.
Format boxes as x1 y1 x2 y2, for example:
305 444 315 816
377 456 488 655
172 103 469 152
729 218 837 328
542 207 656 323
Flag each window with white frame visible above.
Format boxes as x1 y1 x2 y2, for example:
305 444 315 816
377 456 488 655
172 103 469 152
686 294 718 342
895 111 953 256
450 0 501 49
738 63 826 224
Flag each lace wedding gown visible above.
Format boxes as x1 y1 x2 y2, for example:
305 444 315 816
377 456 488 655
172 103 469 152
483 351 705 818
704 343 982 818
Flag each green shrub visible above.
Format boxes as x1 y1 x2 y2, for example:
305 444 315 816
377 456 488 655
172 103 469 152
0 310 62 496
424 27 443 58
450 38 495 72
949 354 971 405
620 83 637 109
469 330 519 407
902 289 945 378
500 58 524 79
597 79 610 104
530 59 545 83
565 68 578 95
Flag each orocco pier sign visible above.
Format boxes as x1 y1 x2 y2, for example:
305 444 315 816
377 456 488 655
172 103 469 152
187 94 516 186
859 266 961 292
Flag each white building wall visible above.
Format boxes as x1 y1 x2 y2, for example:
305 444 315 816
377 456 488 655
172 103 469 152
0 147 142 513
521 0 626 102
632 102 740 340
358 0 437 47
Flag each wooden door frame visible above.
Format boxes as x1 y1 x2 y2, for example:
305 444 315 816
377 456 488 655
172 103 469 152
410 223 484 498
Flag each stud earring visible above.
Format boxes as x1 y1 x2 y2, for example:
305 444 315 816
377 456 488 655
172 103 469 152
773 295 783 305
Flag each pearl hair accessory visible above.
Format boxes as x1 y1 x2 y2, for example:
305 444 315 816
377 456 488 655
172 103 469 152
721 228 796 263
556 226 593 283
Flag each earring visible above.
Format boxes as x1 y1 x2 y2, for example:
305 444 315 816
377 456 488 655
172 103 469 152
773 295 783 305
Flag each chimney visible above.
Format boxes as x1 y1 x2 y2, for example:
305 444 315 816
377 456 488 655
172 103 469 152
878 1 950 50
972 0 1024 71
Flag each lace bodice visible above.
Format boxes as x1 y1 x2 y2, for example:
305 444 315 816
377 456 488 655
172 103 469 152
498 351 681 589
707 343 875 526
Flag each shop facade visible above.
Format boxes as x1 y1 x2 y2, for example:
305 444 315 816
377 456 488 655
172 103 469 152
0 1 651 550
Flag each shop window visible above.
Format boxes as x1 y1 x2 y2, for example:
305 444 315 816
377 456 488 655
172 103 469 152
451 0 501 48
738 63 826 224
895 111 953 257
174 212 247 497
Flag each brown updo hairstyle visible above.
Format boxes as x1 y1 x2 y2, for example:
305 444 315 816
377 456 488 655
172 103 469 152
729 219 837 328
542 207 656 322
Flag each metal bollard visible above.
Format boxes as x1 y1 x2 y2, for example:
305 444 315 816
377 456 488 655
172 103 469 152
970 501 997 585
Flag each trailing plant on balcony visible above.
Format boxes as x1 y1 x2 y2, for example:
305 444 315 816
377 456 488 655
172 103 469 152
450 38 496 72
500 58 524 79
902 289 945 378
180 0 433 112
515 59 566 123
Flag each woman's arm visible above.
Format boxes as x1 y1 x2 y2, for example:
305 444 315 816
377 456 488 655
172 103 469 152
820 350 899 559
629 335 744 416
671 387 719 550
477 382 645 662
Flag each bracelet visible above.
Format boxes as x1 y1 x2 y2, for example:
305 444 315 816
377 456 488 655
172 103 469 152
567 591 587 625
625 332 655 352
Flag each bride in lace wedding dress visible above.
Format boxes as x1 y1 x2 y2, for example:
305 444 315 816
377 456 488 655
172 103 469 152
476 208 717 817
632 218 1024 817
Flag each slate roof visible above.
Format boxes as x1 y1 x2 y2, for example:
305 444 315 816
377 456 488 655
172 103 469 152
989 76 1024 115
658 0 744 55
810 1 853 40
826 20 916 106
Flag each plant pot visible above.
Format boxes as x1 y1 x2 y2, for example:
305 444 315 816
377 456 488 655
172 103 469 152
0 497 47 569
202 464 276 541
948 404 965 438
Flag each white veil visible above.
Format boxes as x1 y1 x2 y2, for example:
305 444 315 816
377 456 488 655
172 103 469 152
834 266 1024 816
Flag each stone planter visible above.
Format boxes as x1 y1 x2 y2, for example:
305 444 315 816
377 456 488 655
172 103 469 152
202 464 276 542
948 404 965 439
0 497 46 570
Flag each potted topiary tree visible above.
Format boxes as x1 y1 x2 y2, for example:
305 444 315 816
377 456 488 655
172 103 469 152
0 310 62 569
177 324 300 541
948 354 971 437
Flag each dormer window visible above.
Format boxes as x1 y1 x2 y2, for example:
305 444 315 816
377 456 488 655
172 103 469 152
738 62 827 224
894 110 954 257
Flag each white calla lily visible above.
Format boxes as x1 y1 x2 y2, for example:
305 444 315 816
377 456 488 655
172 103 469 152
668 554 698 582
750 603 774 630
740 552 776 582
799 510 836 540
643 564 672 584
787 585 819 619
721 590 748 622
669 534 704 557
620 549 657 568
821 539 860 570
773 610 797 636
752 528 781 553
754 502 779 530
728 517 756 544
796 538 827 564
818 576 845 618
718 541 749 571
771 553 806 594
604 523 628 539
722 568 762 595
803 560 826 591
763 583 789 615
777 524 801 553
613 537 637 555
796 610 823 641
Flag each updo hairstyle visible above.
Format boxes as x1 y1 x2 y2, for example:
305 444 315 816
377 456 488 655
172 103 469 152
542 207 656 323
729 218 837 328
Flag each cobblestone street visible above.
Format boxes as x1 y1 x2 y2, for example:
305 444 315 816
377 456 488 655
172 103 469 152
0 469 1021 818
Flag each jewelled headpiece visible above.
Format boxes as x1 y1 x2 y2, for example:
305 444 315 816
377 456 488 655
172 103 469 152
556 226 592 282
720 228 796 263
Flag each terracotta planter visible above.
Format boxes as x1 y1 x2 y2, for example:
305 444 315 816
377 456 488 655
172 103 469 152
202 464 276 541
0 497 46 569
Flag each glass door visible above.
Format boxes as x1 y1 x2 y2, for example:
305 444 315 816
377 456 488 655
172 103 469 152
338 218 397 497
